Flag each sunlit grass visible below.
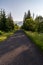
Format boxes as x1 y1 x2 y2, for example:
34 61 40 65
0 31 14 42
24 31 43 50
0 36 7 41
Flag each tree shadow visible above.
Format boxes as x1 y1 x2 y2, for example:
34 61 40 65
8 49 43 65
0 30 30 57
0 30 43 65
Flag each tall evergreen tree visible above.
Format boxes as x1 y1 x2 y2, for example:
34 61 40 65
0 9 14 32
23 12 27 22
6 13 14 31
0 9 7 31
27 10 31 19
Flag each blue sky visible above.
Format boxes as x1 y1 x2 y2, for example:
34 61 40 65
0 0 43 21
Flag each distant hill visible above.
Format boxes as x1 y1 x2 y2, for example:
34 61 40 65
15 21 23 26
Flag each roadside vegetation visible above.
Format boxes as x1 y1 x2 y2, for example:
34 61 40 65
0 9 18 42
22 10 43 51
0 31 14 42
24 31 43 50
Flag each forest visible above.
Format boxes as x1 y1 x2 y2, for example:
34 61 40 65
22 10 43 50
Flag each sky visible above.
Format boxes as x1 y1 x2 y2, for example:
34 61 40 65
0 0 43 22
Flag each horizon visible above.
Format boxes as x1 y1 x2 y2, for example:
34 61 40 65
0 0 43 22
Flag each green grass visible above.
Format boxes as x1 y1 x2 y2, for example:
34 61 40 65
24 30 43 51
0 31 14 42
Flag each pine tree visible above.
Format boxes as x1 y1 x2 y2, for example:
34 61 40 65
0 9 7 31
6 13 14 31
27 10 31 19
23 12 27 22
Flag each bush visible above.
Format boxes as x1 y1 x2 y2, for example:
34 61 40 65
38 22 43 32
0 31 3 35
23 18 35 31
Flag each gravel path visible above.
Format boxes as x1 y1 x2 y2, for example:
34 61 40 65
0 30 43 65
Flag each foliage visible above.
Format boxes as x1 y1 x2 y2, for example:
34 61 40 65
23 10 31 22
14 24 19 30
6 13 14 31
38 22 43 32
27 10 31 19
23 10 35 31
23 18 35 31
0 9 14 32
0 31 3 35
35 16 43 32
0 9 6 31
24 31 43 50
22 10 43 33
0 31 14 42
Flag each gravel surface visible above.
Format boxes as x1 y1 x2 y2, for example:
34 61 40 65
0 30 43 65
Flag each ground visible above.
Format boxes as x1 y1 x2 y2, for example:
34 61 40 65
0 30 43 65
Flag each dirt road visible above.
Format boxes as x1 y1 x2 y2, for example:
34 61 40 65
0 30 43 65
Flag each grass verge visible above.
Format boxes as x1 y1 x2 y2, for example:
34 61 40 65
0 30 15 42
24 30 43 51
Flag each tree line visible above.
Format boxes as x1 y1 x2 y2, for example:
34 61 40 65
22 10 43 32
0 9 14 32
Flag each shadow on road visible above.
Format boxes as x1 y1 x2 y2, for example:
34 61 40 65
0 30 43 65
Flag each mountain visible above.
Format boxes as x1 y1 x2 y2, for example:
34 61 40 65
15 21 23 26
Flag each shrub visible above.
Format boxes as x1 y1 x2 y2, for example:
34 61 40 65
0 31 3 35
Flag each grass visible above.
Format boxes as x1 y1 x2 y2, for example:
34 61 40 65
0 30 15 42
24 30 43 51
